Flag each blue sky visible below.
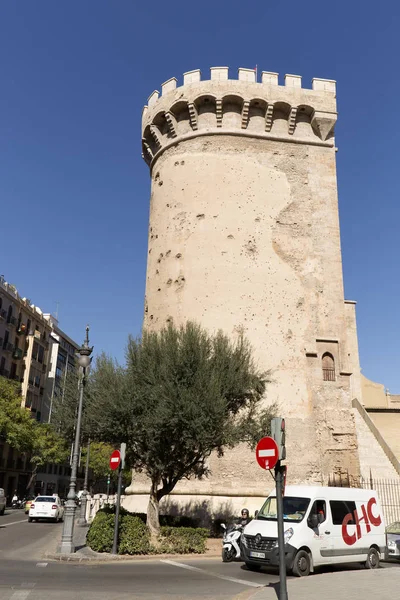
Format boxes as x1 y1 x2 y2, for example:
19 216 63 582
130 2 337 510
1 1 399 390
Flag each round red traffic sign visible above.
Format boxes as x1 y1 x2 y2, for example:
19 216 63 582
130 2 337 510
255 436 279 470
109 449 121 471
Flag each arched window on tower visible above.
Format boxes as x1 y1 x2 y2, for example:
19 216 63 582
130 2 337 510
322 353 335 381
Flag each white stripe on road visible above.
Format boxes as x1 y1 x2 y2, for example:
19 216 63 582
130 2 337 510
160 559 262 588
10 592 30 600
1 519 28 527
36 562 48 567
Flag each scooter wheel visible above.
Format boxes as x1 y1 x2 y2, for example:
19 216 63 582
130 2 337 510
222 547 236 562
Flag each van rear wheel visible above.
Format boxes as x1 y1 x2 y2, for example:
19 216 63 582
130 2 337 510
292 550 311 577
365 547 380 569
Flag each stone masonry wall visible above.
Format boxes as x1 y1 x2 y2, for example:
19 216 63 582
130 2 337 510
132 67 362 500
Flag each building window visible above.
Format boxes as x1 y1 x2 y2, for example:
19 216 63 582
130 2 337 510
322 353 335 381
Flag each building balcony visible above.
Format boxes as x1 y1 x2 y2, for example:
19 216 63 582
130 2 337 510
17 323 28 335
0 309 6 320
13 348 23 360
3 342 14 353
7 316 17 327
34 330 41 340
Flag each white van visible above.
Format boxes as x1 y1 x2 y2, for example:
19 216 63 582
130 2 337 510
242 485 386 576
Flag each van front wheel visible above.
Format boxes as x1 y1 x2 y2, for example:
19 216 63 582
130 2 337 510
365 547 380 569
292 550 311 577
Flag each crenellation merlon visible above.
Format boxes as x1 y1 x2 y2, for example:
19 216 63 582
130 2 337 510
142 66 337 163
161 77 177 96
183 69 201 85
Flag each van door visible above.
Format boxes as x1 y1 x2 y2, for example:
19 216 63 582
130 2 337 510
306 499 333 567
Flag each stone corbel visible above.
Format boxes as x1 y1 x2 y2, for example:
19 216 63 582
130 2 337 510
216 99 223 127
150 125 163 149
165 111 178 138
241 100 250 129
265 104 274 132
188 102 198 131
311 111 337 141
142 139 153 164
288 107 297 135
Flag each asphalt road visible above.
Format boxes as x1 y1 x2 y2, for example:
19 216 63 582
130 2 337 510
0 508 62 559
0 511 399 600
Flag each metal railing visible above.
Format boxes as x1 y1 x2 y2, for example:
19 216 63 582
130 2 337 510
329 472 400 525
358 477 400 525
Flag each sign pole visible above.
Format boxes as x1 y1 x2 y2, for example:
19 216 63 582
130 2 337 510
111 443 126 555
111 463 123 554
275 460 288 600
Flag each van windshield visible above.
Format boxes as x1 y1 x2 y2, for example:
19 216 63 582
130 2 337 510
258 496 310 522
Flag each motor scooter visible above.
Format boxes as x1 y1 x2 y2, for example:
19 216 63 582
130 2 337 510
221 522 243 562
11 499 23 509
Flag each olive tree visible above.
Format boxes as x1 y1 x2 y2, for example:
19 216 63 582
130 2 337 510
88 322 276 538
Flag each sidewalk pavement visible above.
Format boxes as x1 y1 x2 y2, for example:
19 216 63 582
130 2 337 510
249 567 400 600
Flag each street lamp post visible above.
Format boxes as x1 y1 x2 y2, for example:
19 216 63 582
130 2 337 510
78 439 91 525
58 326 93 555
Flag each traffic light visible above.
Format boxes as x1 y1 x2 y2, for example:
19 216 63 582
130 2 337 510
271 417 286 460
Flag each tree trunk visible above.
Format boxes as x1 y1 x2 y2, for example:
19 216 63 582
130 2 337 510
26 465 37 493
146 481 160 543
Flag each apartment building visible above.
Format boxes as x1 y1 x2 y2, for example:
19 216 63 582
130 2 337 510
0 276 80 499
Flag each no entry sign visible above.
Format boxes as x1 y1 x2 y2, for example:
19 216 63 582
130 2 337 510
110 449 121 471
256 436 279 470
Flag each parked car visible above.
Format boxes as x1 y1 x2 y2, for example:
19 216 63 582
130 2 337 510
0 489 6 515
28 495 64 523
24 497 35 514
386 522 400 560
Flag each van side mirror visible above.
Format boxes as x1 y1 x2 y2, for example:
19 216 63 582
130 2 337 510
255 510 259 518
308 514 318 529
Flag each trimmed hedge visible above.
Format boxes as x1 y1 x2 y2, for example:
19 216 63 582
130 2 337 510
95 506 199 528
87 509 208 555
158 526 208 554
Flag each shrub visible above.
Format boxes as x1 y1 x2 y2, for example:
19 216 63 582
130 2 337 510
158 526 209 554
87 510 208 555
119 515 152 555
86 511 114 553
159 514 199 528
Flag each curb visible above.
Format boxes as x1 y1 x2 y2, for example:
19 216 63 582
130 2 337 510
45 549 222 563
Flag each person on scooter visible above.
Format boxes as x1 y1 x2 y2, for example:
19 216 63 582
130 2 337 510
238 508 251 527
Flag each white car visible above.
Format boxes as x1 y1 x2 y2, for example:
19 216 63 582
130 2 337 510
28 495 64 523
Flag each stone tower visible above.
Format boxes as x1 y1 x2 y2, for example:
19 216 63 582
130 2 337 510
138 67 362 510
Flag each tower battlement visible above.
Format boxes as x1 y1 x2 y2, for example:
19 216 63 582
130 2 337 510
142 67 337 166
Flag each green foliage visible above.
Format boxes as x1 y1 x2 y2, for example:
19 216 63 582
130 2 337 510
158 526 208 554
29 423 69 469
86 511 115 553
0 377 68 468
86 509 208 555
0 378 37 451
86 323 275 513
118 516 152 555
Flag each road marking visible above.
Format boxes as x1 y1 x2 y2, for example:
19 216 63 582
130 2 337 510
36 562 48 567
10 592 31 600
1 519 28 527
160 559 262 588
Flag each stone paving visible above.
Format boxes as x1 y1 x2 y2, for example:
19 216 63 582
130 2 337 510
250 567 400 600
